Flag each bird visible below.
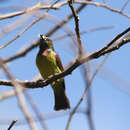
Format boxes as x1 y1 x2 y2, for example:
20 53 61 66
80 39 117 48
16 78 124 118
36 35 70 111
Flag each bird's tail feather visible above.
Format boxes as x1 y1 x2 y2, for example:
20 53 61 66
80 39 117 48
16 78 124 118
54 91 70 111
52 81 70 111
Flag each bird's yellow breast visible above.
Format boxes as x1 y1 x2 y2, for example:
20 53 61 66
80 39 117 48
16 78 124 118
36 51 61 79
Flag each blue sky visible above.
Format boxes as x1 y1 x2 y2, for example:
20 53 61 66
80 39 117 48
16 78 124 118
0 0 130 130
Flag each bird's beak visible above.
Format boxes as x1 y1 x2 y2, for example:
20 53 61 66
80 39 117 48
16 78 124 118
39 34 43 39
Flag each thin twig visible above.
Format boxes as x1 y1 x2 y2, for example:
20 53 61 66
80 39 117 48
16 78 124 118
3 40 40 63
121 0 130 11
0 14 31 38
0 89 25 101
0 0 60 49
0 74 41 101
53 25 114 41
99 36 130 56
0 0 129 20
2 25 114 64
68 0 83 57
46 1 89 37
81 62 95 130
65 69 90 130
86 27 130 59
86 54 110 130
75 0 130 18
87 88 95 130
0 27 129 89
0 13 47 49
3 1 91 64
0 58 38 130
7 120 17 130
65 54 110 130
83 63 95 130
24 92 49 130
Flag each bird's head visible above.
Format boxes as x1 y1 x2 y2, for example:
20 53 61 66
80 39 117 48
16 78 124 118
39 34 54 51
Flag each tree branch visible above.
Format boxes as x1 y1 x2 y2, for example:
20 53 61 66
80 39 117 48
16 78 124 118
7 120 17 130
0 27 129 89
68 0 83 57
0 0 129 20
0 0 59 50
2 0 91 64
0 59 38 130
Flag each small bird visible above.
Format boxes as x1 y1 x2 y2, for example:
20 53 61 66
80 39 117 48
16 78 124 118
36 35 70 111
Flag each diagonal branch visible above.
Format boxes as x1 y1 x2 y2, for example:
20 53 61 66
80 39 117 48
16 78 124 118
46 0 89 37
7 120 17 130
0 58 38 130
2 1 91 64
91 27 130 58
0 0 60 50
24 92 49 130
65 54 110 130
0 13 47 49
0 27 129 89
3 40 40 64
53 25 114 41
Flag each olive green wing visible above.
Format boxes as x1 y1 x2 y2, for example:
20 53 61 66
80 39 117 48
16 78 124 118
55 53 64 72
55 53 65 89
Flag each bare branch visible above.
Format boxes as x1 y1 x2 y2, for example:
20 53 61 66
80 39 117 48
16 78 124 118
0 27 129 90
84 27 130 60
0 0 129 20
98 33 130 56
53 25 114 41
2 1 90 64
0 1 129 130
2 25 114 64
46 1 88 37
0 14 31 38
7 120 17 130
0 59 38 130
0 0 60 50
0 13 47 49
66 54 110 130
75 0 130 18
3 40 40 64
68 0 83 57
87 88 95 130
24 92 49 130
0 89 25 101
121 0 130 11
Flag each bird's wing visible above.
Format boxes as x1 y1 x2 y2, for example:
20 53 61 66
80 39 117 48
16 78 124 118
55 53 64 72
55 53 66 90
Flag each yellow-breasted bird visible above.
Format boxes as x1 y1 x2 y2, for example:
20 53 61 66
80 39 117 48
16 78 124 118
36 35 70 111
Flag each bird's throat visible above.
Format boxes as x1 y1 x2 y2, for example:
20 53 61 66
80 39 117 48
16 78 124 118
42 49 51 56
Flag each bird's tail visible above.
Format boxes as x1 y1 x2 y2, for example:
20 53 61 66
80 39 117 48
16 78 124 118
52 81 70 111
